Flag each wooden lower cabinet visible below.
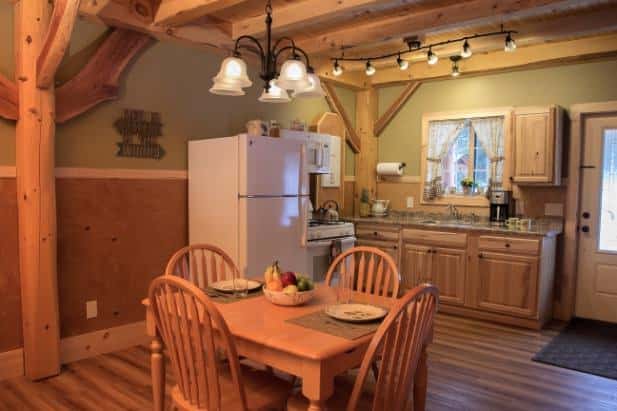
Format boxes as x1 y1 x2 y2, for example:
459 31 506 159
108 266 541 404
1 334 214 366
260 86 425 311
355 239 400 268
402 244 466 306
474 252 539 318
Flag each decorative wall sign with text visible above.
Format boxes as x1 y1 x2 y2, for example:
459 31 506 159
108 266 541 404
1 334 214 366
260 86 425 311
114 109 165 159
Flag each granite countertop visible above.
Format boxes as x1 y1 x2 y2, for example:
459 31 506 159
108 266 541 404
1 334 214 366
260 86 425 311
346 214 563 238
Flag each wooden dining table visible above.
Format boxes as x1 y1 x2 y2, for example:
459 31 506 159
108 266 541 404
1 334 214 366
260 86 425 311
143 284 430 411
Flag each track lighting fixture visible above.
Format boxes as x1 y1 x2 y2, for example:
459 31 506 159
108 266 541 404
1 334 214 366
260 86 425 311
365 60 376 76
461 40 472 58
332 60 343 76
505 33 516 52
450 56 461 77
329 28 516 77
397 54 409 70
427 47 438 65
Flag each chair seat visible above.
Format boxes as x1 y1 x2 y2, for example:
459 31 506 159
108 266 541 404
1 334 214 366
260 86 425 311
172 364 293 411
286 372 376 411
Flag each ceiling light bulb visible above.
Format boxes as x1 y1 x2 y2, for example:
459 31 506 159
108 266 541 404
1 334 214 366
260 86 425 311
211 56 252 91
365 61 376 76
397 55 409 70
259 81 291 103
451 64 460 77
461 40 472 58
427 48 438 65
276 58 309 91
332 60 343 76
505 33 516 52
294 72 325 98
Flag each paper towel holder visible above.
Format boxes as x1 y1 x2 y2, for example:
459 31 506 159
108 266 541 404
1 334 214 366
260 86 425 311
376 162 406 181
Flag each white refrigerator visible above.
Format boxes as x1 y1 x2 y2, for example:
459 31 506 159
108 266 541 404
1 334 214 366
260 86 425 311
188 135 310 278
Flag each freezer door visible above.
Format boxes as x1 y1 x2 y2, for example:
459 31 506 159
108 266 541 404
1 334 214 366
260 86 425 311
239 135 308 196
238 196 310 278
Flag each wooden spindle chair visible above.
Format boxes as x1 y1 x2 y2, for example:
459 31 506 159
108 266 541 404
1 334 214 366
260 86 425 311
148 276 292 411
287 284 439 411
325 246 401 300
165 244 240 289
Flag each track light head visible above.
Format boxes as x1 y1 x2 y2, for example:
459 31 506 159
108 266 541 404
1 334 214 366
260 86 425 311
397 54 409 70
427 47 438 65
365 60 376 76
504 33 516 52
450 56 461 77
332 60 343 76
461 40 472 58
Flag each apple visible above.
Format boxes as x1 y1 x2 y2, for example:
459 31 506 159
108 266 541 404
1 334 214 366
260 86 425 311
280 271 297 287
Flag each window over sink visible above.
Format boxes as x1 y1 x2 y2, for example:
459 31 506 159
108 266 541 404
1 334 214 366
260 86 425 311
421 108 512 207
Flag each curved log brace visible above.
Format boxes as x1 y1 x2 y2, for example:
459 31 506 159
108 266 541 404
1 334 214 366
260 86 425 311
55 28 154 123
0 74 18 120
37 0 82 89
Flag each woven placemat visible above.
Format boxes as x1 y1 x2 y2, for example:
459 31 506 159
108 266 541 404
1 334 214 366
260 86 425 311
286 310 383 340
205 288 263 304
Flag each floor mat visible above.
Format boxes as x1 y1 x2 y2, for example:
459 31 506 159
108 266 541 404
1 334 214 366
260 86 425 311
533 317 617 380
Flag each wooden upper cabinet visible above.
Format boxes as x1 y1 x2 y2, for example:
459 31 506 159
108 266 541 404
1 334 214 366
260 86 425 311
512 106 563 185
475 252 539 318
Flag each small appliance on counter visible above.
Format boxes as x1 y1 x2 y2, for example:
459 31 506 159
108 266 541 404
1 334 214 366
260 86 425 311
489 190 514 225
371 199 390 217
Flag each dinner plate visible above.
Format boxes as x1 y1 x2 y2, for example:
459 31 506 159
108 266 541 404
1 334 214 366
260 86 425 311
210 279 262 293
324 303 388 323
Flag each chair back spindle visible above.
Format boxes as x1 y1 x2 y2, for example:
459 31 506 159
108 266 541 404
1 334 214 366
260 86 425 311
165 244 240 289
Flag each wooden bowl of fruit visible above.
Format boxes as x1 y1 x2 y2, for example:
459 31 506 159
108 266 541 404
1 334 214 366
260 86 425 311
262 262 315 306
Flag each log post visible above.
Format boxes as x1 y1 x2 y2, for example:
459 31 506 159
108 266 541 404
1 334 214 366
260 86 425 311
14 0 61 379
354 88 378 216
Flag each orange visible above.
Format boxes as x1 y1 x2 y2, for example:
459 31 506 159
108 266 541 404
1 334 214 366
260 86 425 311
266 279 283 292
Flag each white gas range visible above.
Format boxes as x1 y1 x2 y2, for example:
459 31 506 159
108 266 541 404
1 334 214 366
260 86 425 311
305 220 355 281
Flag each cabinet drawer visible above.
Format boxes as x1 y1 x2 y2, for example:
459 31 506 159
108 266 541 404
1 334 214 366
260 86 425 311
356 225 400 242
402 229 467 248
478 236 540 255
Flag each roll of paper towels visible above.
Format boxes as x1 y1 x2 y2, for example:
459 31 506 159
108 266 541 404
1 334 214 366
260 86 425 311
376 162 405 176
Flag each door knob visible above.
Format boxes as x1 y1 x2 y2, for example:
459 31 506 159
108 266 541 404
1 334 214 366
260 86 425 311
581 226 590 233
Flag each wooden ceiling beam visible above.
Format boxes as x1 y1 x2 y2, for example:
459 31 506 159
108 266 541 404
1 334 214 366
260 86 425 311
374 81 421 136
55 29 154 123
79 1 235 51
37 0 82 89
369 32 617 85
0 74 18 120
296 0 601 55
154 0 246 27
231 0 396 39
323 81 361 153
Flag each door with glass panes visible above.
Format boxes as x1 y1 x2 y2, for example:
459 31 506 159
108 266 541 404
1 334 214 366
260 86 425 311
575 116 617 323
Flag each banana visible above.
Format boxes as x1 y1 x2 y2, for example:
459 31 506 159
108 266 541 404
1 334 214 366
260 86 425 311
264 261 281 283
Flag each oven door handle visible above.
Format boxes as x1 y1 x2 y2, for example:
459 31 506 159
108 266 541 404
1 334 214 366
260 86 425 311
307 237 356 248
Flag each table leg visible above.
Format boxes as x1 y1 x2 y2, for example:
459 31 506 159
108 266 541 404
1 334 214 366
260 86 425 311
413 348 428 411
302 362 334 411
151 335 165 411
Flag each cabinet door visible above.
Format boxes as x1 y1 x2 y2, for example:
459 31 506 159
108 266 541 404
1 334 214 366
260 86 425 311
401 244 432 289
356 239 400 270
432 247 466 306
512 107 555 183
476 252 539 318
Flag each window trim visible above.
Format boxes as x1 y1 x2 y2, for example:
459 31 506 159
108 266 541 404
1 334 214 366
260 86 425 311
421 107 514 207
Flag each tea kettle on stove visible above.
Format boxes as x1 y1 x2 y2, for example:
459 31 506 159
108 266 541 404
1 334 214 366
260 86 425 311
319 200 340 221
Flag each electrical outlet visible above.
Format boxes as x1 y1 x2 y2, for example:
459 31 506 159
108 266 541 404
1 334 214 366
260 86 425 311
406 196 414 208
544 203 564 217
86 300 98 319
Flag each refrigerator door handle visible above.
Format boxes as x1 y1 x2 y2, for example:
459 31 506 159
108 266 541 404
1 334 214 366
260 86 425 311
300 196 308 248
299 144 308 194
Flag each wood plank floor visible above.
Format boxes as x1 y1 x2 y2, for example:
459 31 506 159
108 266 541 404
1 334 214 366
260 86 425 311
1 314 616 410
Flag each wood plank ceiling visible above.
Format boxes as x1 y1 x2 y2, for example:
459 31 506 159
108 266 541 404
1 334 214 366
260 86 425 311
77 0 617 87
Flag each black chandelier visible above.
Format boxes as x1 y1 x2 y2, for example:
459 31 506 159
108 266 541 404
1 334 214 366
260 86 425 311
210 1 323 102
331 27 518 78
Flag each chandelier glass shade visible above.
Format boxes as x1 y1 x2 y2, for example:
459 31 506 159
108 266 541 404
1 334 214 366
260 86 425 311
210 1 320 102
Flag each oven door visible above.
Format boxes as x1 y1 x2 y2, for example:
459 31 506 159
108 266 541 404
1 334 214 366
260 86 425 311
306 237 355 282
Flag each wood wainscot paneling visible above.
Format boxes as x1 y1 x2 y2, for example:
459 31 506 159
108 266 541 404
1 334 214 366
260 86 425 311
0 178 23 353
56 176 187 338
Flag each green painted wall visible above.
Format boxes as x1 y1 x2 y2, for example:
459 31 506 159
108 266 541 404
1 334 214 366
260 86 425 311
0 3 356 173
378 59 617 176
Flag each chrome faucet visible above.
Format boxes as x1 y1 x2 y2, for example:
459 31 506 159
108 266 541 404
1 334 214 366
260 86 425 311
446 204 462 220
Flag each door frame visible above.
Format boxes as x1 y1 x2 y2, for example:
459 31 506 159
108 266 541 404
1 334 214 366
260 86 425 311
558 101 617 321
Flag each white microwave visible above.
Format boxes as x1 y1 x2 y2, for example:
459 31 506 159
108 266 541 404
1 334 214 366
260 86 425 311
280 130 331 174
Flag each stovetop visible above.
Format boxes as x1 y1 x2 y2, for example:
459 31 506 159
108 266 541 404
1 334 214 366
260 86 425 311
307 219 355 241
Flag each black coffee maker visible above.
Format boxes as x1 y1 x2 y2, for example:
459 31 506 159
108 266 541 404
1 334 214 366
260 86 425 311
489 190 514 225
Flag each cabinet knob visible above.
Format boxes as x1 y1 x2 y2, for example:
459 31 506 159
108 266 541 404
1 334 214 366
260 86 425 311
478 253 484 259
582 212 590 219
505 243 511 248
373 231 378 236
581 226 590 233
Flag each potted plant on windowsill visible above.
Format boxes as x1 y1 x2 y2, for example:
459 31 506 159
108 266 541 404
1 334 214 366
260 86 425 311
460 178 474 195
